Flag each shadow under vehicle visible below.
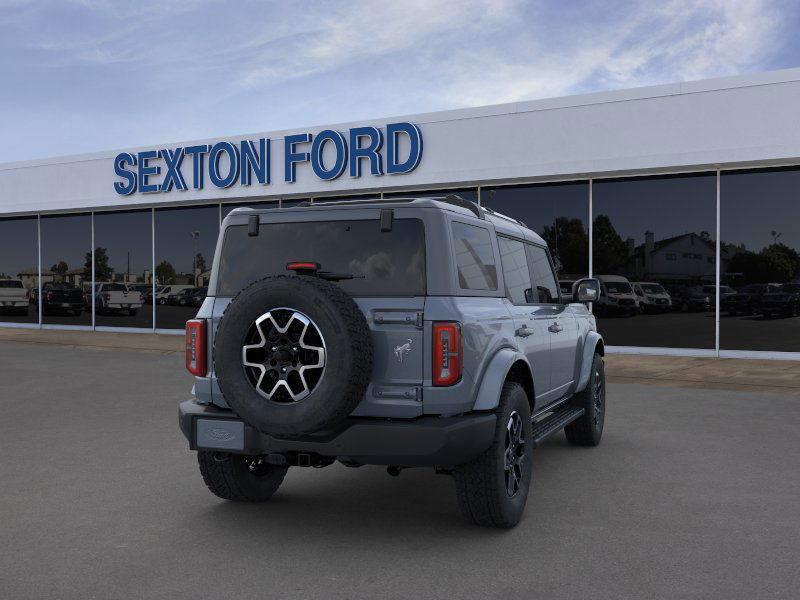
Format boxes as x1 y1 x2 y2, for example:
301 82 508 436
0 279 30 315
632 281 672 313
41 282 84 316
759 283 800 318
595 275 638 317
667 285 711 313
722 283 781 316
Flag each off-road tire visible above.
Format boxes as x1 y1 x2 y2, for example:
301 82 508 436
565 352 605 446
214 275 373 437
453 382 533 528
197 451 288 502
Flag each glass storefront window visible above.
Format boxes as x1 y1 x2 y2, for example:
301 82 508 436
221 200 279 219
93 210 153 329
481 182 590 284
40 214 92 326
0 217 39 324
721 168 800 352
592 174 717 349
384 188 478 204
155 205 219 329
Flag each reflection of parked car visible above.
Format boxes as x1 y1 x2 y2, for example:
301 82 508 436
168 287 196 306
0 279 30 314
89 282 143 315
722 283 780 316
181 287 208 307
702 285 736 302
155 285 193 305
41 282 84 316
669 286 711 312
759 283 800 318
632 282 672 313
595 275 638 316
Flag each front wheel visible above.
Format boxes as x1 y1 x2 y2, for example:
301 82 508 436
197 451 288 502
453 382 533 528
565 353 605 446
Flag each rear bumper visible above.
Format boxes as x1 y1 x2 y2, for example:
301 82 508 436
179 400 496 467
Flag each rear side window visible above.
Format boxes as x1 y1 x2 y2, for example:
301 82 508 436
216 219 426 296
451 222 497 291
525 244 559 304
498 237 532 304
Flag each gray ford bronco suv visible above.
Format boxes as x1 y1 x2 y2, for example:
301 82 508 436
179 195 605 528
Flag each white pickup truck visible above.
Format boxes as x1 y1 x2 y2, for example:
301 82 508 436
0 279 30 314
90 282 143 315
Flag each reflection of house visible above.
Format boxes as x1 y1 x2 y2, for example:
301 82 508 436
17 267 55 290
627 231 720 283
62 268 85 287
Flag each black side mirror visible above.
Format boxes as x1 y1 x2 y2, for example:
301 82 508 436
572 278 600 303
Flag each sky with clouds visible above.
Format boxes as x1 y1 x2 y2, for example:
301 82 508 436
1 0 798 162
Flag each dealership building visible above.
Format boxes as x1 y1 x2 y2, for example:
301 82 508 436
1 68 799 359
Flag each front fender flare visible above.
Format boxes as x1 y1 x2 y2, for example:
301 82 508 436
575 331 604 392
472 348 531 411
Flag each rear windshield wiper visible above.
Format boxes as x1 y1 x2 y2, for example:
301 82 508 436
286 261 365 282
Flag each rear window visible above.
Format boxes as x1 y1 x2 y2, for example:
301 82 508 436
216 219 426 296
104 284 127 291
0 280 23 288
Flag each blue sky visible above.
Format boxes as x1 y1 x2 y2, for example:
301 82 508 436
1 0 798 163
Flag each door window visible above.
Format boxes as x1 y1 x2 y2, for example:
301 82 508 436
498 237 533 304
525 244 560 304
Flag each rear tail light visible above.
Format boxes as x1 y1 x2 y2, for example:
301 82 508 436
433 322 462 386
186 319 207 376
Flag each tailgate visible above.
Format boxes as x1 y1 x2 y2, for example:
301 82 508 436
350 297 425 418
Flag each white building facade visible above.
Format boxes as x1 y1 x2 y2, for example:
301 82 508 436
1 68 799 358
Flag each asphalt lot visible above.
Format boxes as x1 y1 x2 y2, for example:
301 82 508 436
1 342 799 600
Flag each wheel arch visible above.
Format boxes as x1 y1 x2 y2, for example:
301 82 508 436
576 331 604 392
472 348 535 412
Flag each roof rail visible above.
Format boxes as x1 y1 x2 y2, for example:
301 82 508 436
439 194 483 219
481 205 527 228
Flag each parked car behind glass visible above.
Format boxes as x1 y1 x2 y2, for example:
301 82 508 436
759 283 800 318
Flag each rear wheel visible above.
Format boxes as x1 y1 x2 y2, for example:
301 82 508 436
565 353 605 446
197 451 288 502
453 382 533 528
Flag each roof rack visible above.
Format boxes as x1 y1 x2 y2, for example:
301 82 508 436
481 205 527 228
438 194 483 219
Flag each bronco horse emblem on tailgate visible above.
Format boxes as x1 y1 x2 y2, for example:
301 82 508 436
394 338 413 363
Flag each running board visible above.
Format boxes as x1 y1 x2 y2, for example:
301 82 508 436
531 405 584 447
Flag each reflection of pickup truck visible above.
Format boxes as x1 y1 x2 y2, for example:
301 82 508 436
722 283 781 316
90 283 143 315
759 283 800 318
0 279 29 314
41 282 84 316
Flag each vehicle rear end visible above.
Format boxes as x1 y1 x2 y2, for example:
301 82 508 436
45 283 84 312
0 280 29 313
103 283 142 311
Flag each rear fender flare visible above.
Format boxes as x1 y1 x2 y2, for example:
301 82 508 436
472 348 532 411
575 331 604 392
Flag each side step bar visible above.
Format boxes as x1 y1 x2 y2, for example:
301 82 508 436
531 405 584 447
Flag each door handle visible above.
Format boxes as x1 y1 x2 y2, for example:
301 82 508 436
515 326 534 338
548 322 563 333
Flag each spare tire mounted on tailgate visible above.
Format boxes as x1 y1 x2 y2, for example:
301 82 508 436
214 274 373 436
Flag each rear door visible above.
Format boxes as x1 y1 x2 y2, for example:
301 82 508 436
525 243 578 401
496 235 552 404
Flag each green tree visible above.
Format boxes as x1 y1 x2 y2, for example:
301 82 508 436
156 261 177 285
541 217 589 276
591 214 629 275
84 247 113 282
50 261 68 276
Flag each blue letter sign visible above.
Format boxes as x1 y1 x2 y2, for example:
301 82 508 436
113 123 422 195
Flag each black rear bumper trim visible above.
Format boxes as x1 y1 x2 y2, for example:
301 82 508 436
179 400 496 467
